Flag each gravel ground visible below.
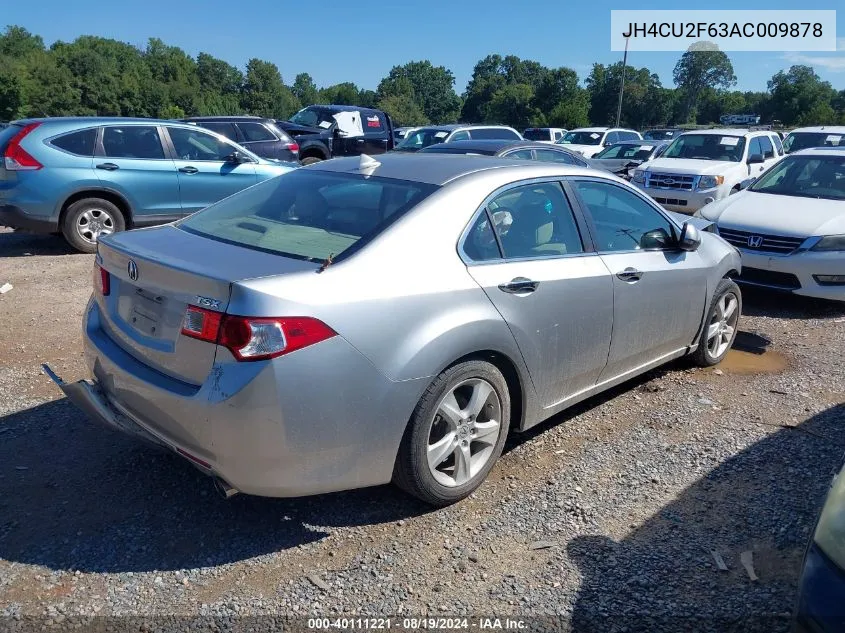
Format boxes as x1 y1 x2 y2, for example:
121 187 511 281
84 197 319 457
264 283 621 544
1 227 845 632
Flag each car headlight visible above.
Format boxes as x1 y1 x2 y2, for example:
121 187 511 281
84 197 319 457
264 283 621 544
810 235 845 252
697 175 725 190
814 466 845 568
632 169 645 183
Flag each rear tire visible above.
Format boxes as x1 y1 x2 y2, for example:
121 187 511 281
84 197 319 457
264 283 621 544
393 360 510 506
692 278 742 367
300 156 323 166
61 198 125 254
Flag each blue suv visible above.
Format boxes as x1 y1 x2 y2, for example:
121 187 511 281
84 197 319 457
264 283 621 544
0 118 297 253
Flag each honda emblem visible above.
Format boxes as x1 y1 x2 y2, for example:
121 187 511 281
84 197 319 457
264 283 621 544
747 235 763 248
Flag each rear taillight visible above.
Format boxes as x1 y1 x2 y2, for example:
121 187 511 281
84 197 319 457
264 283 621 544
285 142 299 153
94 263 110 296
3 122 43 171
180 306 335 361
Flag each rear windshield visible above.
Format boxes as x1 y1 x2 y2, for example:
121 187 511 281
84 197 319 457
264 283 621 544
522 129 550 141
178 170 438 262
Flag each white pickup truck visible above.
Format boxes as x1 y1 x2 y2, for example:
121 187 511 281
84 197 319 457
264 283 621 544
631 128 784 214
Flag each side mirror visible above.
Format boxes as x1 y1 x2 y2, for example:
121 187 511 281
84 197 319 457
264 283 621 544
640 228 672 250
678 222 702 252
747 153 764 164
226 150 250 164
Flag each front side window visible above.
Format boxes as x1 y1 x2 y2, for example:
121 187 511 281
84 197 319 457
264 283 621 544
50 128 97 157
179 171 438 261
237 122 277 142
167 127 238 162
573 180 675 252
396 128 450 150
480 182 584 259
662 134 745 162
102 126 164 160
749 155 845 201
289 107 336 129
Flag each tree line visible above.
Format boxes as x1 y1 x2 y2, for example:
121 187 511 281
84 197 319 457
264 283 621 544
1 25 843 130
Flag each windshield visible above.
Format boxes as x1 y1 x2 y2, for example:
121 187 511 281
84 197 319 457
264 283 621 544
178 170 438 261
594 143 657 160
558 131 603 145
523 129 550 141
289 107 336 129
395 128 451 151
643 129 679 141
749 155 845 200
662 134 745 162
783 132 844 154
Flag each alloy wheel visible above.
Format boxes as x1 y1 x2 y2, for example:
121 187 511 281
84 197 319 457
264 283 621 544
706 291 739 359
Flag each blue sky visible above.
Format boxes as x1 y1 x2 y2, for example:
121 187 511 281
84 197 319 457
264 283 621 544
4 0 844 94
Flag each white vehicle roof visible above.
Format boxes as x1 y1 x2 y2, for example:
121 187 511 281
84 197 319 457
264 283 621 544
684 128 776 138
571 127 611 133
791 146 845 157
787 126 845 134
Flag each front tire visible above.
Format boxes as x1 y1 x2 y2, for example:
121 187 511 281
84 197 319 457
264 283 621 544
692 278 742 367
300 156 323 166
61 198 125 254
394 360 511 506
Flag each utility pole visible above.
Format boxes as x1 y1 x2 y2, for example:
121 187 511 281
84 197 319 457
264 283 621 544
615 36 629 128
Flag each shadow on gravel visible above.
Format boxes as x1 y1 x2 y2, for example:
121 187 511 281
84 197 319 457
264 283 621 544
740 286 845 320
0 229 76 257
567 402 845 633
0 399 429 573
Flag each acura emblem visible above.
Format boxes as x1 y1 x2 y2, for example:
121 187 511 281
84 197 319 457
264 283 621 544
127 259 138 281
747 235 763 248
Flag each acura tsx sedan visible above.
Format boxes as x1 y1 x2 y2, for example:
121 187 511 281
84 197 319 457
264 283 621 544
47 154 742 506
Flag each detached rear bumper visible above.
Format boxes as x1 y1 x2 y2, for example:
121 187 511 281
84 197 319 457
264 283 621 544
0 204 59 232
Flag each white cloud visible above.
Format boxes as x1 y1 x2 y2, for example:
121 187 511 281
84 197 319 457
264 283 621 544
782 50 845 72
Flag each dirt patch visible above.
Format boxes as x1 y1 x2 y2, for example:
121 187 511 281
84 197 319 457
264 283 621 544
718 349 789 375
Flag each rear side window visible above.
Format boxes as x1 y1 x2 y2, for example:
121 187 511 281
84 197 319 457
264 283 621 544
178 171 438 261
200 122 239 141
771 134 784 155
102 126 165 159
363 113 385 132
50 128 97 157
471 128 521 140
449 130 470 142
535 149 578 164
238 122 277 142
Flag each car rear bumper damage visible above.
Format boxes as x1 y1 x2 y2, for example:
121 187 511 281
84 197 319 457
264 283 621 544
50 298 426 498
0 204 59 232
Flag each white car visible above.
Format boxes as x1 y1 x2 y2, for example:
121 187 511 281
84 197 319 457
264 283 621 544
394 125 522 152
522 127 566 144
696 147 845 301
783 126 845 154
556 127 642 158
632 129 784 215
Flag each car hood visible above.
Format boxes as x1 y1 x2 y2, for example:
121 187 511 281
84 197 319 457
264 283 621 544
699 191 845 237
643 158 741 175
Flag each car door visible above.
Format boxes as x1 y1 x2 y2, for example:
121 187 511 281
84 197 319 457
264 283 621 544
164 126 258 215
569 178 709 381
96 125 182 222
463 180 614 407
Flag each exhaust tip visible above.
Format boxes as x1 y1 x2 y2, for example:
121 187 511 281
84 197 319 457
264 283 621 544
214 477 239 499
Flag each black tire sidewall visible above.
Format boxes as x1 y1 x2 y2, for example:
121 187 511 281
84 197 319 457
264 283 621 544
395 360 511 506
300 157 323 166
697 279 742 366
62 198 125 254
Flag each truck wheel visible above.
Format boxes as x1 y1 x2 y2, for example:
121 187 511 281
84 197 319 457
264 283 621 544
301 156 323 166
61 198 125 254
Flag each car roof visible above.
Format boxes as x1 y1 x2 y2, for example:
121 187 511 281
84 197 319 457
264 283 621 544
685 128 774 137
12 116 174 126
307 153 599 186
412 124 517 132
420 139 563 153
182 115 271 122
301 104 384 114
787 126 845 134
611 139 666 146
792 147 845 157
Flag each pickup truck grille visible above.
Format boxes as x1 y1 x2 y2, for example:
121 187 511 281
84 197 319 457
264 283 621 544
645 173 697 191
717 227 804 255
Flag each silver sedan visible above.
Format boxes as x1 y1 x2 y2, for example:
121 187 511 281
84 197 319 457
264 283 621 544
47 154 742 506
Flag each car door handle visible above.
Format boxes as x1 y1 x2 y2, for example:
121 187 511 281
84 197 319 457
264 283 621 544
616 267 643 282
96 162 119 171
178 166 199 174
356 138 365 143
498 277 539 294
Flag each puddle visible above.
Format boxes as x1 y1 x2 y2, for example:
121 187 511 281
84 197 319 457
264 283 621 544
718 348 788 374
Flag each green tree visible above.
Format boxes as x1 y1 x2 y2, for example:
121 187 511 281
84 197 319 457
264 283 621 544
673 50 736 122
768 65 838 126
0 69 24 119
377 60 460 123
486 83 542 129
196 52 242 95
357 89 378 109
241 58 299 119
319 82 360 105
291 72 318 106
377 94 428 126
587 62 668 128
0 25 44 58
160 104 186 119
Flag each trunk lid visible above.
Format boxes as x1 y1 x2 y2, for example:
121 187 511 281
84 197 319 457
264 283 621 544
96 224 317 385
